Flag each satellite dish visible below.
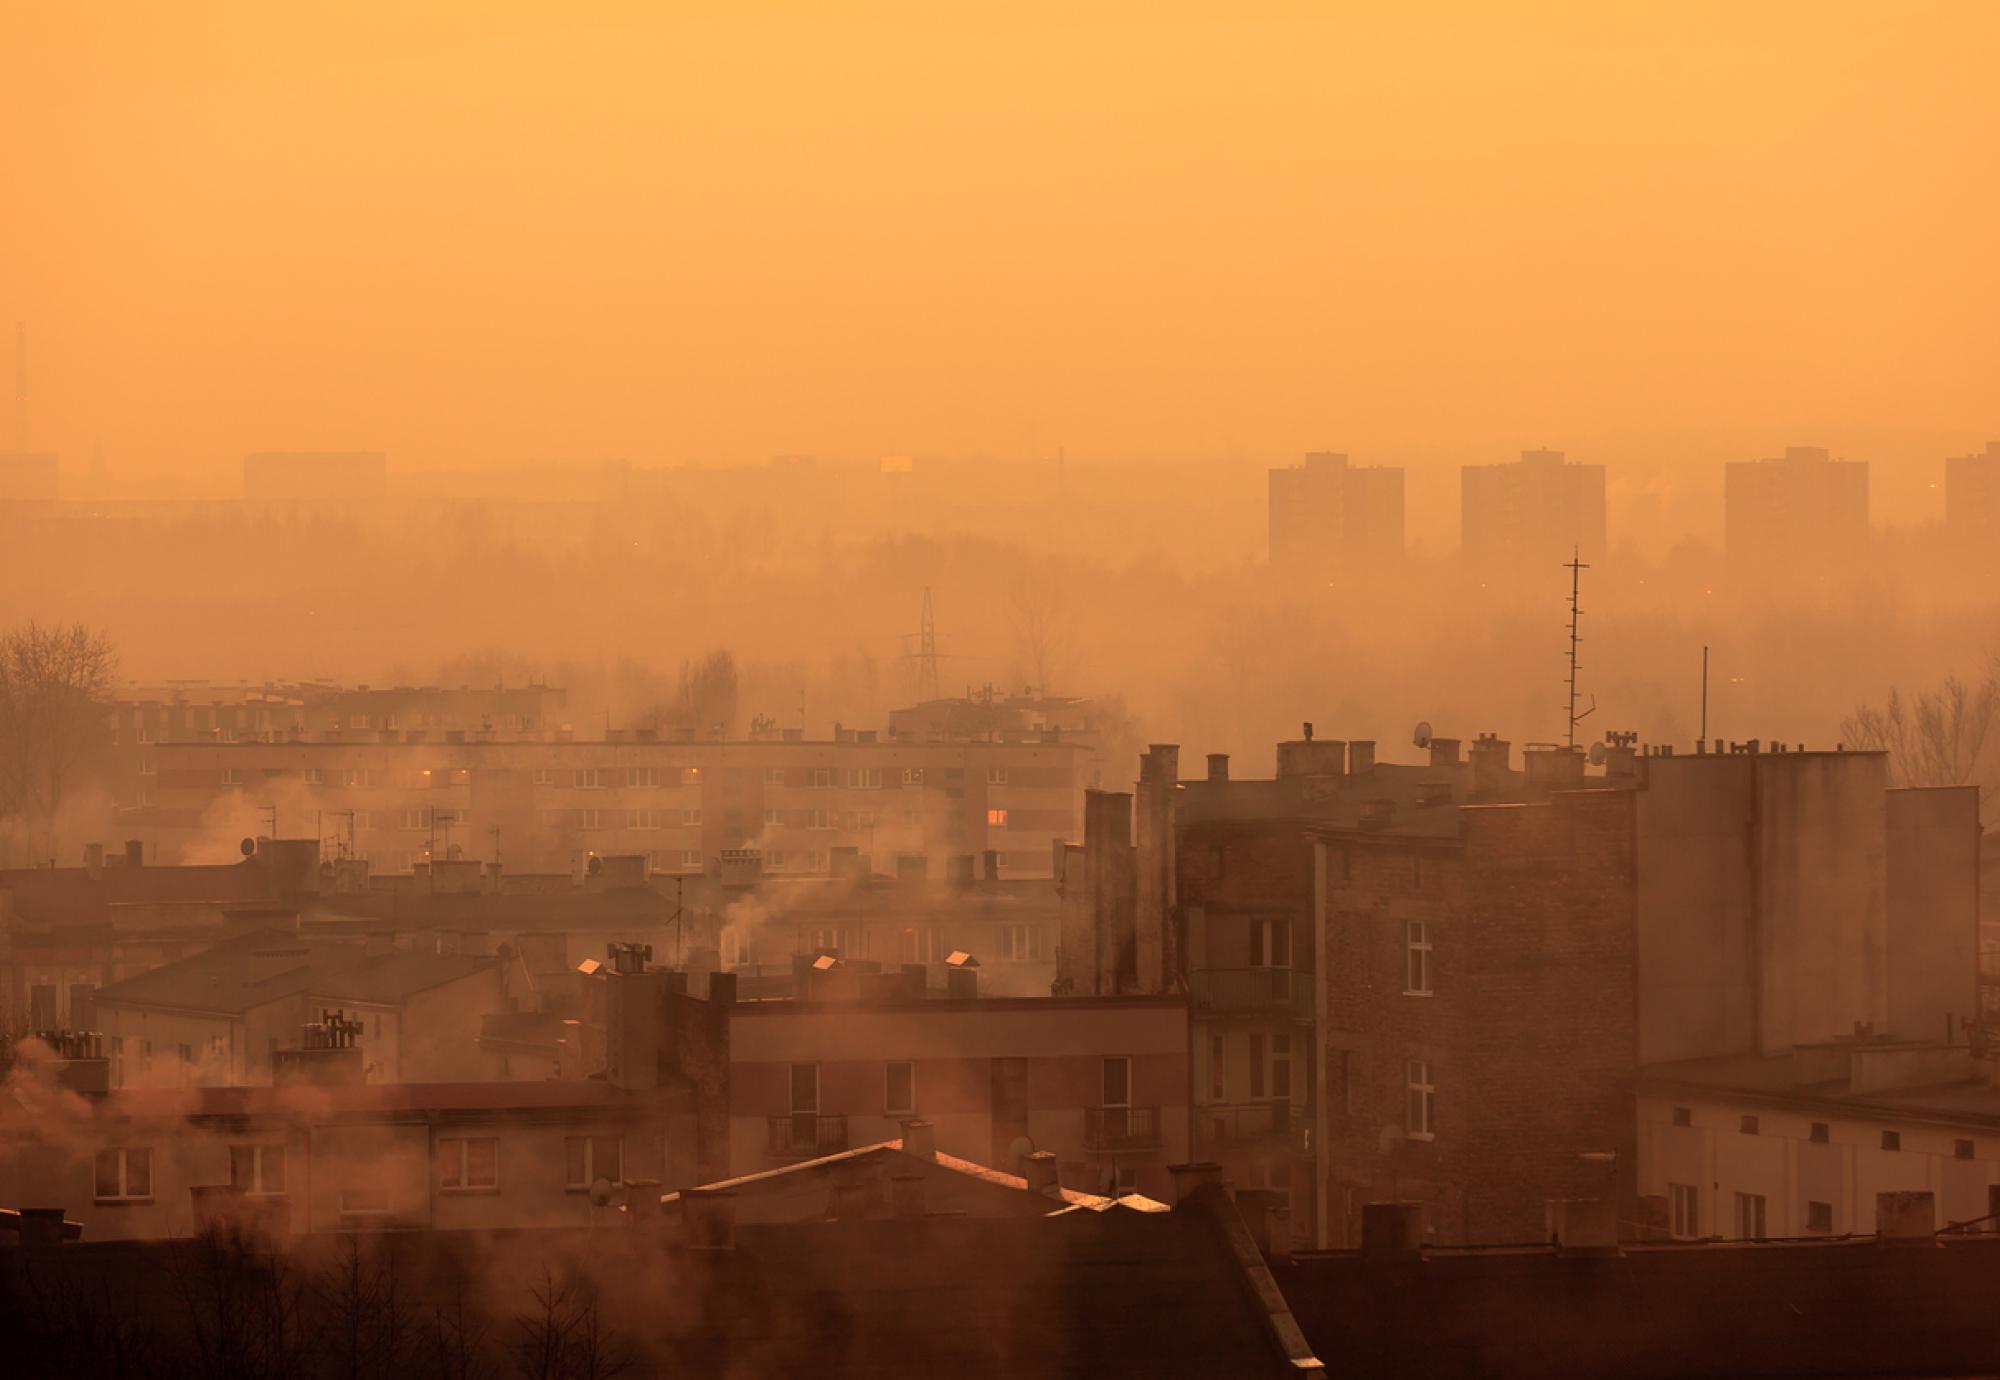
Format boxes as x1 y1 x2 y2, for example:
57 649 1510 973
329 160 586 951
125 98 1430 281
1007 1135 1036 1166
1587 742 1607 766
586 855 603 877
587 1177 617 1207
1412 721 1433 751
240 837 257 857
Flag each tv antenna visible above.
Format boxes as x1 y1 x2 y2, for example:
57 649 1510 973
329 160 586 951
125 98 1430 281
1564 547 1595 747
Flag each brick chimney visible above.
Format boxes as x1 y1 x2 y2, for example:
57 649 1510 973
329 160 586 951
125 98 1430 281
1346 741 1375 775
1206 753 1229 783
1023 1150 1060 1196
1428 737 1461 770
1469 734 1510 799
899 1118 937 1158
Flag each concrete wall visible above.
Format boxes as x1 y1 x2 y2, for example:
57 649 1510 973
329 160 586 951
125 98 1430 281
1886 786 1981 1042
1636 752 1889 1063
1638 1089 1996 1238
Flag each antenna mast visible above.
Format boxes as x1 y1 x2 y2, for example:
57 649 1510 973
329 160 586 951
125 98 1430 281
909 586 941 702
1564 547 1595 747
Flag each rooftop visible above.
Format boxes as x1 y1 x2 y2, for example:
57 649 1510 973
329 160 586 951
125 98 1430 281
92 928 495 1015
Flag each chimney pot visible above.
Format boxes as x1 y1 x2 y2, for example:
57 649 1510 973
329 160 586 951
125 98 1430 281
1023 1150 1060 1196
899 1118 937 1158
1206 753 1230 783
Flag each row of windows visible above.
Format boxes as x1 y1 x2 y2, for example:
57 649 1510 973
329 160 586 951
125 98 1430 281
783 1057 1133 1119
1669 1106 1973 1157
93 1135 630 1204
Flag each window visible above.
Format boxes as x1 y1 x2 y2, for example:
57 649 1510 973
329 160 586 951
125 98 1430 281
1956 1138 1976 1161
177 1043 192 1084
1809 1121 1830 1143
1270 1032 1293 1105
111 1035 124 1087
563 1135 623 1190
303 766 321 784
399 807 430 830
763 767 785 784
1112 1166 1140 1195
1102 1056 1131 1109
532 768 557 786
680 766 701 785
1668 1183 1699 1239
885 1061 915 1117
810 768 832 789
987 766 1008 785
627 767 660 788
1001 924 1043 962
807 926 848 955
1739 1114 1759 1135
220 767 242 786
1806 1200 1833 1234
1255 918 1292 969
1882 1130 1902 1151
903 767 924 785
344 767 375 788
766 850 787 870
575 808 605 830
1208 1034 1226 1101
1405 1060 1435 1140
137 757 157 776
95 1147 153 1201
803 849 825 872
680 849 702 868
847 767 881 789
439 1137 499 1191
340 1185 391 1216
229 1143 287 1195
720 928 747 967
1249 1033 1267 1099
986 808 1009 827
681 808 703 827
627 810 660 830
1734 1192 1767 1240
1404 921 1431 995
1672 1107 1692 1128
350 714 372 730
574 768 605 789
807 809 831 830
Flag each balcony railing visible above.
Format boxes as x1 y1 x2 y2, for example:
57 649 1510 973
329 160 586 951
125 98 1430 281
1190 967 1313 1018
1196 1101 1308 1155
766 1113 850 1160
1083 1105 1165 1153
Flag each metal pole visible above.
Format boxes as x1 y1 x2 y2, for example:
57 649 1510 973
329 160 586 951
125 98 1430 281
1700 644 1709 742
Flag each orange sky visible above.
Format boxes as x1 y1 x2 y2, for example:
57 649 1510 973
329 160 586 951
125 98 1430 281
2 3 1995 492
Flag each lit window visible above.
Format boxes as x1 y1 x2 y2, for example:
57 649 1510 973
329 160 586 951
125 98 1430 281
94 1147 153 1201
1404 921 1432 995
1405 1060 1435 1140
440 1137 500 1191
987 808 1008 826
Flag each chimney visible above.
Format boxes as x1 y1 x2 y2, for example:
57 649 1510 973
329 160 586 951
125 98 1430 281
1023 1151 1060 1196
1360 1201 1425 1256
83 842 105 879
1469 734 1510 799
946 965 977 1001
1876 1191 1939 1246
681 1188 737 1250
623 1179 662 1224
899 1118 937 1158
15 1207 70 1248
1346 741 1375 775
1235 1187 1282 1255
1206 753 1229 783
1166 1161 1224 1207
890 1173 927 1219
124 838 143 868
1428 737 1462 770
707 970 738 1005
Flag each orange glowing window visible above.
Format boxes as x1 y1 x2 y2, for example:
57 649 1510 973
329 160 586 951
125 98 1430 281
986 808 1007 826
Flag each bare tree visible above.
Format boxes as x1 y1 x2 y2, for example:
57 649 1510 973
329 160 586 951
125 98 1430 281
0 622 116 833
512 1269 628 1380
1841 661 2000 799
1008 564 1076 697
646 649 739 739
316 1233 414 1380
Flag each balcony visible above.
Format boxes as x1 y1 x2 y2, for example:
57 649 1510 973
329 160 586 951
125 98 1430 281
1190 967 1313 1019
1196 1102 1309 1156
1083 1105 1165 1153
766 1113 850 1160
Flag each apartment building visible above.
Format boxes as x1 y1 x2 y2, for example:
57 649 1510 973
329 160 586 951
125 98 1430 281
1268 452 1405 574
1460 448 1607 568
1946 440 2000 551
1724 444 1869 573
140 732 1087 879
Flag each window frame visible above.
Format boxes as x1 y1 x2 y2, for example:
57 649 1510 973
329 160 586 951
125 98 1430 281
94 1146 154 1203
439 1135 501 1193
1405 1059 1436 1141
1668 1182 1700 1239
1404 920 1432 995
229 1142 288 1197
562 1134 624 1191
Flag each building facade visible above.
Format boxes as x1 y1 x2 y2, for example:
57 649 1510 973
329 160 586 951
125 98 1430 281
1268 452 1405 574
1723 445 1869 573
1459 448 1607 568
